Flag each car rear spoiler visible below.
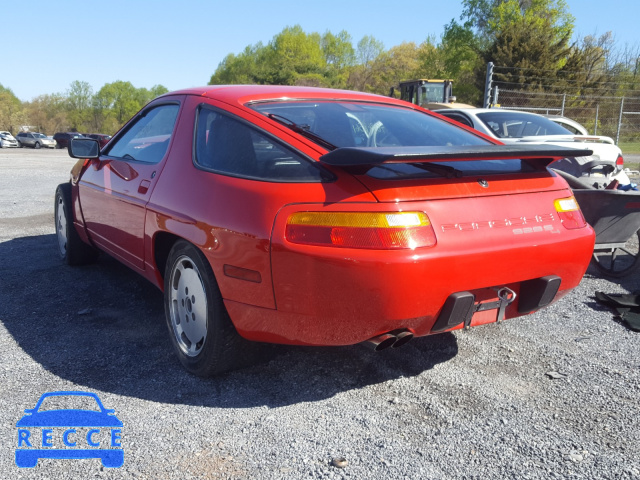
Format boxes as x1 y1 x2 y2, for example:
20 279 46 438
319 144 593 172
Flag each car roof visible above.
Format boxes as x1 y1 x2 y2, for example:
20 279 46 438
159 85 410 107
437 108 545 117
36 390 100 400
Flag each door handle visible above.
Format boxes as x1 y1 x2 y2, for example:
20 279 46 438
138 179 151 194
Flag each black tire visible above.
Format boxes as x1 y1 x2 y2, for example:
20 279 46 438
54 183 99 266
34 142 41 149
592 229 640 278
17 142 23 148
163 240 251 376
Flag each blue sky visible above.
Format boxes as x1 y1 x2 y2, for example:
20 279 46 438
1 0 637 101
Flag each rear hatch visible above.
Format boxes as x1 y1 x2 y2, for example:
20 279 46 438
320 144 594 266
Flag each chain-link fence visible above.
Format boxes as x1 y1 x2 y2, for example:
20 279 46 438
495 89 640 144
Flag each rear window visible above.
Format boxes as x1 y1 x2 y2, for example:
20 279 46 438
251 101 537 180
477 112 572 138
250 101 490 149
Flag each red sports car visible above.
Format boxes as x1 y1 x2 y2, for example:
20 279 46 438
55 85 595 376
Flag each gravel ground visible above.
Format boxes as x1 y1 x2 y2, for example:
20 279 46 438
0 148 639 479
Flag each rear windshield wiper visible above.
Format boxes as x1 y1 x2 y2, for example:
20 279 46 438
266 113 337 151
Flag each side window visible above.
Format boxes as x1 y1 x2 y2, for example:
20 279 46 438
107 104 179 163
194 106 332 183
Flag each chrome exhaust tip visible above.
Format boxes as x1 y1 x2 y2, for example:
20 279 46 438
364 333 397 351
391 330 414 348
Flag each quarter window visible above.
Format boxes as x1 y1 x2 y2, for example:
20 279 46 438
194 106 331 182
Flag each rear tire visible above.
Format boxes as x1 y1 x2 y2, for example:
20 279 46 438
55 183 99 265
164 240 251 376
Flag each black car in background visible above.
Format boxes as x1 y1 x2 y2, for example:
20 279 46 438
83 133 112 148
53 132 84 149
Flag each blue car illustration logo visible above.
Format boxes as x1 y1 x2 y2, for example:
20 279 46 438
16 391 123 468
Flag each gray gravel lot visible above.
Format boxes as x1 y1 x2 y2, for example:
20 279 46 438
0 148 639 479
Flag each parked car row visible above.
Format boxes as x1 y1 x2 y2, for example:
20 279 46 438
0 131 112 149
52 132 111 149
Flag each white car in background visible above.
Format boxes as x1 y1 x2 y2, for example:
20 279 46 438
436 108 628 189
0 131 19 148
544 115 589 136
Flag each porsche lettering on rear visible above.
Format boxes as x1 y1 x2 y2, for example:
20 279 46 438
441 213 556 232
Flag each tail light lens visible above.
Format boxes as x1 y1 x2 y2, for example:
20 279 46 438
286 212 437 249
616 154 624 168
554 196 587 229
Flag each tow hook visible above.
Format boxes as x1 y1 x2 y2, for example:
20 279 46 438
465 287 517 328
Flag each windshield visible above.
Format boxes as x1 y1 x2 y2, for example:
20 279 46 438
34 133 47 138
477 111 572 138
419 84 445 104
251 101 490 149
37 395 102 412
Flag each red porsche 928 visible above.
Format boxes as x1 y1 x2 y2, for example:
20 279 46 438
55 85 595 376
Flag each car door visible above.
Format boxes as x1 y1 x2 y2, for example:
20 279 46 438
77 100 182 271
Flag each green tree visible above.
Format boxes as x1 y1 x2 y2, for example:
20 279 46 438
364 42 422 94
348 36 385 91
66 80 93 131
268 25 327 85
209 26 356 88
24 94 67 135
95 81 141 126
0 84 24 134
460 0 574 47
321 30 356 88
210 44 268 85
444 0 576 99
422 26 484 104
482 13 572 92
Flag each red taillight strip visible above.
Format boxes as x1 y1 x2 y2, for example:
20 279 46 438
286 212 437 249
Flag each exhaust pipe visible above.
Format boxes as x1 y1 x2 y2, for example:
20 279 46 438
363 333 397 351
363 329 414 351
391 330 414 348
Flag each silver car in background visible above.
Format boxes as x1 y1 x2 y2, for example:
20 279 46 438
15 132 57 149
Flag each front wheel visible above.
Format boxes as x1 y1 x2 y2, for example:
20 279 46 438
55 183 99 265
34 142 41 149
164 241 250 376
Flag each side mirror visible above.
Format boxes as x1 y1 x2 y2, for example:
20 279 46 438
69 138 100 159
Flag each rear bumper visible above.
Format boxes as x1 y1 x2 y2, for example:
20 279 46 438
227 223 594 346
